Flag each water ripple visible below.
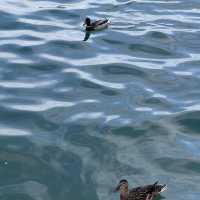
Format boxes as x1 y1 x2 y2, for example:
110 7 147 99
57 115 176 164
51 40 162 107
0 80 57 89
0 0 200 200
64 68 125 89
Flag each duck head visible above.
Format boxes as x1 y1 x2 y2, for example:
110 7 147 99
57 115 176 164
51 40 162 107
83 17 91 26
114 179 129 197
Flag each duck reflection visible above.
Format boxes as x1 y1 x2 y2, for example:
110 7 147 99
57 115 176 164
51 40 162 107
83 31 91 41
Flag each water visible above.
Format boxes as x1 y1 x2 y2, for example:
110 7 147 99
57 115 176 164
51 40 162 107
0 0 200 199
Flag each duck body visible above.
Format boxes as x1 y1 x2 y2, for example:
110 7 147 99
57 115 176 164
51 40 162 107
83 17 110 31
115 179 167 200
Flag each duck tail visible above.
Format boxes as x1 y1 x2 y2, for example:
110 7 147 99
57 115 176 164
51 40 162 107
151 181 167 193
154 184 167 193
160 184 168 193
104 16 111 24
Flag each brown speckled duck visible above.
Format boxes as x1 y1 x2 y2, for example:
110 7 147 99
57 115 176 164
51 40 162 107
114 179 167 200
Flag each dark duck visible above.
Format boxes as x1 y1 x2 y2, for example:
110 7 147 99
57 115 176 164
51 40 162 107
83 17 110 31
114 179 167 200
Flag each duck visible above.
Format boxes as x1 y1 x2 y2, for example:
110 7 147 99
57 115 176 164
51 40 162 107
83 17 110 31
114 179 167 200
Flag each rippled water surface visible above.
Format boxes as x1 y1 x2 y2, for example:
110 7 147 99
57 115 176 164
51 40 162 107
0 0 200 199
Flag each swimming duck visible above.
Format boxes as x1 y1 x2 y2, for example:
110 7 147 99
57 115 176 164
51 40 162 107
114 179 167 200
83 17 110 31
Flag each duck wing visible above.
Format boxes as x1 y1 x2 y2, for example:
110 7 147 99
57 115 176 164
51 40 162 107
128 181 167 200
128 186 152 200
92 19 109 27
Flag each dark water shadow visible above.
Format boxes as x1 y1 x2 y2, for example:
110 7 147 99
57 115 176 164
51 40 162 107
174 111 200 134
155 157 200 175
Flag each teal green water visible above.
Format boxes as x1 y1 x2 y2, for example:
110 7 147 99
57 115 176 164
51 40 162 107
0 0 200 199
